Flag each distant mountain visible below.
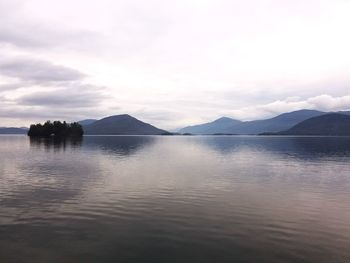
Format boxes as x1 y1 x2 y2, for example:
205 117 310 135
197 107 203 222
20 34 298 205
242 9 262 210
78 119 97 126
179 117 242 134
338 111 350 116
83 114 168 135
0 127 28 134
277 113 350 136
179 110 326 135
229 109 326 134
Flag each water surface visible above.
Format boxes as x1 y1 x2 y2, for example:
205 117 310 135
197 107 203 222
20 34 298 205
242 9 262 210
1 135 350 262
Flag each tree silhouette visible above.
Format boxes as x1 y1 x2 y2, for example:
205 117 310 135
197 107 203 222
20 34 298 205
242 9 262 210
28 121 83 137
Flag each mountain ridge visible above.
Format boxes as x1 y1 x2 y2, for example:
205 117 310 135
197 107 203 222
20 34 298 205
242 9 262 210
179 117 242 134
179 110 326 135
0 127 28 134
78 119 97 126
83 114 168 135
276 113 350 136
2 109 350 135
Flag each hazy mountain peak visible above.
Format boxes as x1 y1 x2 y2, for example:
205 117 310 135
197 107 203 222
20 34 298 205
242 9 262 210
213 117 241 123
179 116 241 134
83 114 167 135
101 114 133 120
78 119 97 126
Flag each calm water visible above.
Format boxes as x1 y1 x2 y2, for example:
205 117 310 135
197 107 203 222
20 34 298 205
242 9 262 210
1 135 350 263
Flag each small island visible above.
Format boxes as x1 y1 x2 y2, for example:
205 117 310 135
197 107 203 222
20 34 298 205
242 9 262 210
28 121 84 137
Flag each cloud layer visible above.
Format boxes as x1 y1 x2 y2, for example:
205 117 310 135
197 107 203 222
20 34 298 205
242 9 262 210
0 58 85 83
0 0 350 128
0 56 109 124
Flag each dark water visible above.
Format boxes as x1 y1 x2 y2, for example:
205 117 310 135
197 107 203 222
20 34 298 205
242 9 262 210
1 135 350 263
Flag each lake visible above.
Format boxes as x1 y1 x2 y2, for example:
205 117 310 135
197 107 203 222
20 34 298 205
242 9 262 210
1 135 350 263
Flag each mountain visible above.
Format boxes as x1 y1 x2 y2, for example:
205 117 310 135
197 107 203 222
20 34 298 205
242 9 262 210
0 127 28 134
338 111 350 116
229 109 326 134
179 117 242 134
179 110 326 135
277 113 350 136
78 119 97 126
83 114 168 135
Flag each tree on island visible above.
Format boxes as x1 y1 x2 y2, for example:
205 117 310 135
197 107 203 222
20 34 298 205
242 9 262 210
27 121 84 137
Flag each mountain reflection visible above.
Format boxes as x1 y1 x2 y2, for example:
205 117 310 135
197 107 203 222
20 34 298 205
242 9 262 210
29 137 82 151
198 136 350 158
82 136 156 156
2 136 350 263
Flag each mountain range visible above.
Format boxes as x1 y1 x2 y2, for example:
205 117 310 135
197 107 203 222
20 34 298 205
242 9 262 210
0 127 28 134
1 109 350 136
179 110 350 135
276 113 350 136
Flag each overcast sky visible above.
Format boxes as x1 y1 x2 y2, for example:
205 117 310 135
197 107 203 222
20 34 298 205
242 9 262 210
1 0 350 129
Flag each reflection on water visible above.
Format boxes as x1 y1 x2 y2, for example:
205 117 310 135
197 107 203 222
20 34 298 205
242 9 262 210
82 135 155 156
29 136 83 151
199 136 350 157
1 135 350 263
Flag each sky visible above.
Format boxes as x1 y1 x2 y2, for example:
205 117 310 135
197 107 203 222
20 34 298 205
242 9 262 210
1 0 350 129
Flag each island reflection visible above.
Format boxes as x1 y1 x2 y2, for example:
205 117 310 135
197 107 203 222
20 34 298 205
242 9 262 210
29 136 83 151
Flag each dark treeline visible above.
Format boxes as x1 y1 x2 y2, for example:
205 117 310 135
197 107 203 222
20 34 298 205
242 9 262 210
28 121 84 137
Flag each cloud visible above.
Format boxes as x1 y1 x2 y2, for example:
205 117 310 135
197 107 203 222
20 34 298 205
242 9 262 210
0 23 101 52
0 0 100 50
0 105 103 121
0 91 111 124
18 86 107 108
0 57 85 84
0 83 25 91
0 56 111 125
0 0 350 128
228 94 350 121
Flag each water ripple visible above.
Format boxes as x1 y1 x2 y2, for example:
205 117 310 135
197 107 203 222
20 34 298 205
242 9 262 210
1 136 350 262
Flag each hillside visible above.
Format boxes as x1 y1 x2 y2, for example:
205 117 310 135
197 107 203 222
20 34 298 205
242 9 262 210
0 127 28 134
83 114 168 135
78 119 97 126
179 117 242 134
229 110 325 134
278 113 350 136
